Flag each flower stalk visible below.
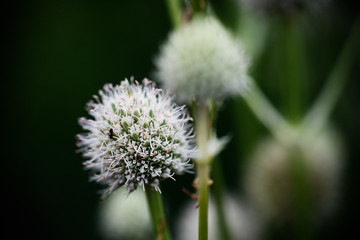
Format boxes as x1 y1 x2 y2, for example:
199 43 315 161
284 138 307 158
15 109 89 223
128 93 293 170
212 157 231 240
283 14 307 124
197 162 210 240
288 149 313 240
243 80 295 142
145 186 172 240
302 17 360 130
190 0 206 13
194 102 212 240
165 0 182 28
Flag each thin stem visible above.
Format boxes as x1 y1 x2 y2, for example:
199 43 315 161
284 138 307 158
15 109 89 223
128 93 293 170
195 102 211 161
145 187 172 240
197 162 210 240
195 102 212 240
283 15 307 124
288 148 313 240
243 80 295 142
190 0 206 13
212 157 231 240
302 17 360 130
236 9 271 65
165 0 182 29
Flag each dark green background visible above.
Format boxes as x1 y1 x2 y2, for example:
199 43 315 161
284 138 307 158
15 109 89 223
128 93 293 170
4 0 359 239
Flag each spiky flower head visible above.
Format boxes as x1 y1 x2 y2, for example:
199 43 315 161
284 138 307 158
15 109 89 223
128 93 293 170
155 16 249 103
77 79 194 196
244 127 342 223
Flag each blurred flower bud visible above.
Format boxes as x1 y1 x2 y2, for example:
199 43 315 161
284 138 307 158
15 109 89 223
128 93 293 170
155 16 249 103
98 188 152 240
244 127 343 223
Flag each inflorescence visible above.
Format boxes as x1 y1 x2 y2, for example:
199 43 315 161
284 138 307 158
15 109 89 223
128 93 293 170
155 16 249 103
77 79 194 196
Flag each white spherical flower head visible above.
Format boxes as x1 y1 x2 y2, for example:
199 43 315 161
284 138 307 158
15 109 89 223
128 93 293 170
77 79 194 196
155 16 249 103
244 127 342 223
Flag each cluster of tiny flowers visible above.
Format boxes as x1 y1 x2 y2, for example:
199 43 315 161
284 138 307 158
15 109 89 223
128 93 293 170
77 79 194 196
155 16 249 103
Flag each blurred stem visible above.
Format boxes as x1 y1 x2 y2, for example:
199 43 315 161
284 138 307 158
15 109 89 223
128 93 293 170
195 102 212 240
190 0 206 13
197 162 210 240
283 15 307 124
165 0 182 28
195 102 211 160
243 80 295 142
209 100 231 240
145 187 172 240
289 149 313 240
236 10 271 65
303 17 360 130
212 156 231 240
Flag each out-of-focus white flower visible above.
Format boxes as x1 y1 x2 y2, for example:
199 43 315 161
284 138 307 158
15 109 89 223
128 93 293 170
98 188 152 240
176 193 260 240
244 126 342 223
77 79 195 196
155 16 249 103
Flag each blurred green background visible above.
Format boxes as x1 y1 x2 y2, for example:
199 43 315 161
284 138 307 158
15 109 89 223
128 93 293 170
4 0 359 239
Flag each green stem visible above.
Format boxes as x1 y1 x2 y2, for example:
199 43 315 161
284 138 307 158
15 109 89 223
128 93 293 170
190 0 206 13
236 9 271 65
288 148 313 240
195 102 210 160
208 102 231 240
212 157 231 240
283 15 307 124
195 102 212 240
197 162 210 240
243 80 295 142
302 17 360 130
145 187 172 240
165 0 182 29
